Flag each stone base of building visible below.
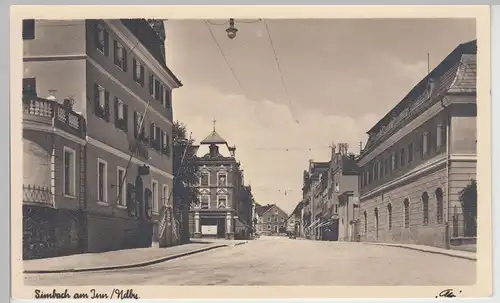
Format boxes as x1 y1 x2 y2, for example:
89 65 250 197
225 232 235 240
23 205 86 260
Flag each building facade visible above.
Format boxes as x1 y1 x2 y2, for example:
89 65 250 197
22 86 87 259
301 160 329 240
255 204 289 236
329 149 360 242
189 127 252 240
357 40 477 249
23 19 182 253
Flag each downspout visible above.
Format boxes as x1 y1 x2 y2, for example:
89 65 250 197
441 97 451 249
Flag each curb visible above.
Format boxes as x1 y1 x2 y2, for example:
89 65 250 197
24 244 228 274
364 243 477 261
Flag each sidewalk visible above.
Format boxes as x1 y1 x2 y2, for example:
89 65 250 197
364 242 477 261
24 242 226 274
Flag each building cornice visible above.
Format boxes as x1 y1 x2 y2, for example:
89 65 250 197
360 155 447 200
87 57 172 126
23 122 87 145
86 136 174 179
105 20 182 90
358 100 445 167
449 154 477 162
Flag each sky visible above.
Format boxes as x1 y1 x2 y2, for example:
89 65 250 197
165 18 476 214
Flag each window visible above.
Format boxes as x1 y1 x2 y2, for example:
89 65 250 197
436 124 445 149
164 87 171 109
391 153 396 171
134 111 145 138
22 19 35 40
200 195 209 209
162 184 169 206
422 192 429 226
150 122 161 150
94 84 109 121
267 225 271 230
267 217 271 223
387 203 392 230
275 217 278 222
152 180 159 213
281 217 285 222
364 211 367 233
149 73 159 98
97 159 108 203
436 188 444 224
274 225 278 232
378 161 383 179
408 143 414 163
63 147 76 197
403 199 410 228
95 23 108 55
113 41 127 71
133 59 145 86
200 172 209 186
422 132 429 156
114 98 128 131
116 167 127 206
218 173 227 186
217 196 227 208
399 148 405 167
163 133 171 156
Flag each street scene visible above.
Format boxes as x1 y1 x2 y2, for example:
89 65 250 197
21 17 478 288
25 237 475 286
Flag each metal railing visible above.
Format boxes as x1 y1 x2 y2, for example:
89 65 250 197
23 185 53 206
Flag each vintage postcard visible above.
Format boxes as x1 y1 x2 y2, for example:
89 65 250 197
11 5 492 300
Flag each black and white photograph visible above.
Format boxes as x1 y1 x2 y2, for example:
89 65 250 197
11 5 492 300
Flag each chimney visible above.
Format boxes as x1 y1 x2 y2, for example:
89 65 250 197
209 144 219 158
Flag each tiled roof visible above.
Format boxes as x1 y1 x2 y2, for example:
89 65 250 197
200 130 228 145
362 39 477 152
255 205 273 216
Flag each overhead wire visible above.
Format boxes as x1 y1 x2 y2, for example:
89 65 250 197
263 19 300 124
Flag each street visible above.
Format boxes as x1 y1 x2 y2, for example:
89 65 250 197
24 236 476 286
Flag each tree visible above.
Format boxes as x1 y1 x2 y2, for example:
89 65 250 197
172 121 199 243
459 179 477 237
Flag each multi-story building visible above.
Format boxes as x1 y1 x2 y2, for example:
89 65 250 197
357 40 477 249
22 84 87 259
301 160 329 239
255 204 288 236
329 148 360 242
23 19 182 253
189 125 252 240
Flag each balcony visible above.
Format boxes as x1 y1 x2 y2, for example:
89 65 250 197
129 140 149 161
23 97 86 139
23 185 53 207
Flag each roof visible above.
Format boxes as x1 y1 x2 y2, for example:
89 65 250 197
200 130 228 145
255 205 273 216
341 156 360 175
363 39 477 152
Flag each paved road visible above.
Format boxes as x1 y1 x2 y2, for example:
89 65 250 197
25 236 475 286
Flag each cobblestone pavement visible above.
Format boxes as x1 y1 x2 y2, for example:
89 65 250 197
25 236 476 286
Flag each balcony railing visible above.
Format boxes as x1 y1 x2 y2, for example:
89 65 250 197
23 185 54 206
23 97 86 139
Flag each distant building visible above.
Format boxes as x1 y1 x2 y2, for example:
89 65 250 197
329 148 360 242
189 124 251 240
301 161 329 240
357 40 477 249
255 204 288 236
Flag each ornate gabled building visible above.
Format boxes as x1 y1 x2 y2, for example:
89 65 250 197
189 124 251 240
357 40 477 249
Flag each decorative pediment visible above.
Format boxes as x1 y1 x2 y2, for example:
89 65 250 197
199 188 210 195
217 188 228 195
217 165 228 172
199 165 209 173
